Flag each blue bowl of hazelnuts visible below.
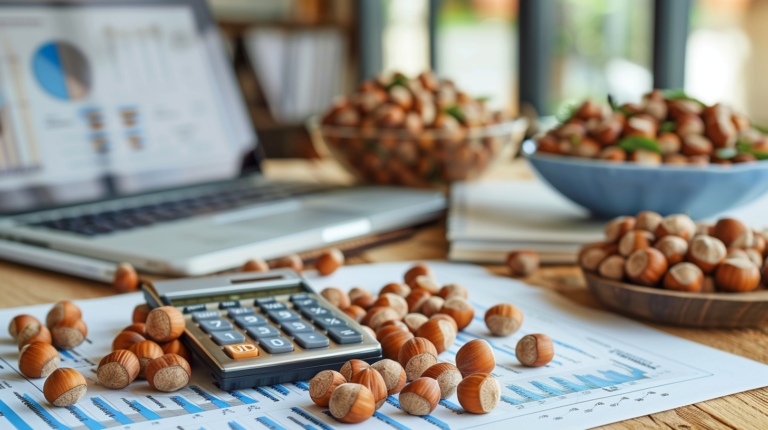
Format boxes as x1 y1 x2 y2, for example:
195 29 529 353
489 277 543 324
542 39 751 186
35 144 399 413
523 90 768 219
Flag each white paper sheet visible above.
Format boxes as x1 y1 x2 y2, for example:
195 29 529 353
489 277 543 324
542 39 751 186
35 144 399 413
1 262 767 430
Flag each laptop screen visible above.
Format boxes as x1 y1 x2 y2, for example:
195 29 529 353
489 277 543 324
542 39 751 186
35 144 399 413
0 0 256 214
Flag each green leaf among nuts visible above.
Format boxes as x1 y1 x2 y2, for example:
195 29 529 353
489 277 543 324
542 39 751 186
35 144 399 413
616 136 662 154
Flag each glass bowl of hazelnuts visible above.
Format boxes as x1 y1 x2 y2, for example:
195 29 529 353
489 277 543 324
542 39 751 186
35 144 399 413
309 71 528 187
523 90 768 219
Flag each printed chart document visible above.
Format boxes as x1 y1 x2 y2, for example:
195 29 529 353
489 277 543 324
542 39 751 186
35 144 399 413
1 262 767 430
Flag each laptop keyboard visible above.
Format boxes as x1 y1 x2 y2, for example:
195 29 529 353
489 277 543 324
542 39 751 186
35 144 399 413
27 182 334 237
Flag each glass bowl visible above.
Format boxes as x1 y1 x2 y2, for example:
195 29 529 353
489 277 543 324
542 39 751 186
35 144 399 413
308 116 528 187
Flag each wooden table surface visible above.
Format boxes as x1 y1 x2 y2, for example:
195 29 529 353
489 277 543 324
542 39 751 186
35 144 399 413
2 158 767 429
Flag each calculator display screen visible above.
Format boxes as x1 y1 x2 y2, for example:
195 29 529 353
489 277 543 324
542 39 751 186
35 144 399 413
168 286 305 307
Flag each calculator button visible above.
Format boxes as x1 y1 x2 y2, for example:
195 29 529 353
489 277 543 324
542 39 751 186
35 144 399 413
223 342 260 359
290 293 311 302
246 325 281 340
199 318 233 333
300 306 332 321
192 310 221 322
261 302 288 312
313 316 348 331
227 307 255 318
292 298 318 310
256 297 277 306
281 321 314 336
327 327 363 344
211 330 246 345
184 304 207 313
259 337 294 354
266 310 301 324
219 301 241 309
294 332 329 349
233 314 268 329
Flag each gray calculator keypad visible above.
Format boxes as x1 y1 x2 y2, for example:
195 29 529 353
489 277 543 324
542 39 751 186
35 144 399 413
211 330 246 345
313 316 348 331
233 314 268 328
192 310 221 323
327 327 363 344
199 318 233 333
281 321 314 336
266 309 301 324
260 337 294 354
294 332 329 349
246 325 281 340
300 306 332 321
227 307 255 317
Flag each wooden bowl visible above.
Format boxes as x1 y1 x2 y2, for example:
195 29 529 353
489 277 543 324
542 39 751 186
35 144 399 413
585 272 768 328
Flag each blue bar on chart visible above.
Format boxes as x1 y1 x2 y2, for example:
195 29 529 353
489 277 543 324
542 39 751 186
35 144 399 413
91 397 133 425
188 385 230 408
269 385 289 396
127 400 162 420
372 411 410 430
65 405 107 430
288 407 333 430
229 391 258 405
255 416 287 430
0 399 34 430
438 399 463 413
21 394 72 430
170 396 205 413
228 421 248 430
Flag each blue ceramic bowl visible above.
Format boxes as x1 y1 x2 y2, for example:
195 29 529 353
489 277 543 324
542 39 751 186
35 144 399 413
522 140 768 219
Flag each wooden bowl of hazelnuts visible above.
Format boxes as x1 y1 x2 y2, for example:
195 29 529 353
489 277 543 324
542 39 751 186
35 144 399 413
309 71 528 187
582 212 768 328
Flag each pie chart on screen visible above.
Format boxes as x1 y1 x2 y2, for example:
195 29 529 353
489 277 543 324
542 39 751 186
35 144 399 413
32 41 92 101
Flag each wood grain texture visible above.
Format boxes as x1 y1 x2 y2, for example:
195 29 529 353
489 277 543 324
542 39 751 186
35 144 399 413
1 158 767 428
585 272 768 328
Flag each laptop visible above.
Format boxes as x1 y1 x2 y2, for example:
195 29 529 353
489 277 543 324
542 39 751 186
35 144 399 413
0 0 445 276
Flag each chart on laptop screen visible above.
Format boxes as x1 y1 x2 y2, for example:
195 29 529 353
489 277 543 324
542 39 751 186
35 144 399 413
0 6 235 187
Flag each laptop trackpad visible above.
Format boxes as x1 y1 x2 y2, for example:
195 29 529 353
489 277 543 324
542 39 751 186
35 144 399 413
227 209 363 242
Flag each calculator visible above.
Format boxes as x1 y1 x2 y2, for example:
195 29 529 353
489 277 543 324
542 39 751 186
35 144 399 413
142 269 381 391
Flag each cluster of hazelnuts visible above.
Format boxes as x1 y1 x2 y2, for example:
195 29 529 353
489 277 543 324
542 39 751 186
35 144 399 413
308 263 555 423
241 248 345 277
581 212 768 293
537 89 764 166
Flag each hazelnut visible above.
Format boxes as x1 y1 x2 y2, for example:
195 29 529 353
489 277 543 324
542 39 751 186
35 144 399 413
658 132 682 154
342 305 367 323
591 117 623 146
46 301 82 329
376 320 409 338
622 114 658 138
145 354 191 392
605 216 637 243
505 251 540 277
713 218 754 248
399 378 440 416
688 155 710 166
429 313 458 332
373 293 408 318
680 134 713 157
574 99 606 120
372 359 407 395
44 368 87 407
440 297 474 330
696 222 715 236
352 294 376 310
362 307 402 331
97 350 140 389
421 362 462 399
398 337 438 380
381 330 414 361
706 111 738 148
642 91 668 121
629 149 662 165
752 233 766 256
715 258 761 292
122 323 146 336
656 214 696 241
129 340 164 379
340 359 371 382
456 339 495 377
328 383 375 423
664 154 689 165
349 287 373 303
404 313 430 334
457 373 501 414
51 318 87 350
9 314 41 340
746 248 763 267
145 306 185 343
113 262 139 292
618 230 655 257
411 275 440 294
242 258 269 272
625 248 668 286
484 304 523 336
438 283 468 300
113 330 146 351
271 254 304 272
663 263 704 292
421 297 445 317
403 263 434 286
351 367 388 409
598 255 626 281
316 248 345 276
405 289 432 313
570 137 601 158
361 325 377 340
133 304 150 323
727 247 750 261
310 370 346 407
415 318 456 354
579 244 618 272
676 113 705 136
160 339 192 363
555 121 586 139
598 146 627 162
687 235 727 273
654 235 689 265
515 333 554 367
669 98 703 119
636 212 663 233
19 342 60 378
380 283 411 297
321 288 351 309
17 324 51 351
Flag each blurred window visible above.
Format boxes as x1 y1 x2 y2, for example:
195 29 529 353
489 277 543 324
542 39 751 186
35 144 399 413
382 0 431 76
